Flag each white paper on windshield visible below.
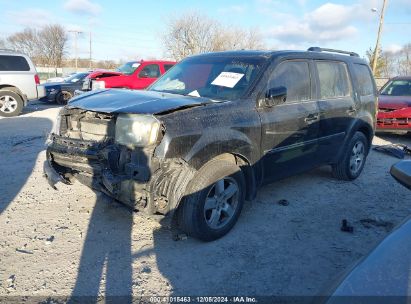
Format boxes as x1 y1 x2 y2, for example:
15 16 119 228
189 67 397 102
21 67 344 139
188 90 200 97
211 72 244 88
132 63 141 68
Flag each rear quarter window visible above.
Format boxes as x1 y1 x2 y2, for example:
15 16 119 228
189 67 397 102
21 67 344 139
353 64 374 96
316 61 351 99
0 55 30 71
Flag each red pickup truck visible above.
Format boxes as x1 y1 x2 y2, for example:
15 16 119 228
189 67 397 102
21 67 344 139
82 60 176 91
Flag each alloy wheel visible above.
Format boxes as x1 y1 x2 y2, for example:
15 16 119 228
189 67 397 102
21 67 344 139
203 177 239 230
0 95 18 114
349 141 365 175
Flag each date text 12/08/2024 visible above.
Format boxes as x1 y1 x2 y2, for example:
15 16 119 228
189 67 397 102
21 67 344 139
149 296 257 303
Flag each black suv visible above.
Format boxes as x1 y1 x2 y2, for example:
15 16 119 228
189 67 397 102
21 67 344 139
44 47 377 241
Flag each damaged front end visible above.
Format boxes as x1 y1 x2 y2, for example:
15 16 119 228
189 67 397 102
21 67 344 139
377 106 411 130
44 107 195 216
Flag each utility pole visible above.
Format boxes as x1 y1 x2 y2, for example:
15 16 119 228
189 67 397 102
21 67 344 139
371 0 388 75
68 30 83 71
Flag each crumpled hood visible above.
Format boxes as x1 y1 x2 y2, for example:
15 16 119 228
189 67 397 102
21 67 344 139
378 95 411 109
88 70 123 78
67 89 218 114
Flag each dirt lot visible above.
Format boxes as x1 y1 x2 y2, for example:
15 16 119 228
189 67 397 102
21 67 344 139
1 101 410 299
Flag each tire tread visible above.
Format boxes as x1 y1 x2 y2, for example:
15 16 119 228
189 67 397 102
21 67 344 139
177 159 245 241
332 131 368 181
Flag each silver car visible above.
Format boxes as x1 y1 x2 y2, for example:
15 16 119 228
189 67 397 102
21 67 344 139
0 49 45 117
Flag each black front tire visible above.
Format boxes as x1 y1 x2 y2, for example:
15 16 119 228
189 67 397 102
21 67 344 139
177 159 246 242
332 131 369 180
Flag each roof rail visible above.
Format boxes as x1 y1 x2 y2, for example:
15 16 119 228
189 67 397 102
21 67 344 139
0 48 18 53
307 47 359 57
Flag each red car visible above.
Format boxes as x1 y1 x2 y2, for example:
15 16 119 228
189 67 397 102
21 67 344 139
82 60 176 91
377 76 411 131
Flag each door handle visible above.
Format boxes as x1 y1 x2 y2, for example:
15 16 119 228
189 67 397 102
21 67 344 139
304 114 319 124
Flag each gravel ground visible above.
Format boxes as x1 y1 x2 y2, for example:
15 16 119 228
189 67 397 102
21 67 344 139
0 101 410 299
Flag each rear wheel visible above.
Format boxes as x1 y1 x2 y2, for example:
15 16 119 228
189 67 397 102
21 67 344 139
177 159 245 241
0 90 23 117
332 131 368 180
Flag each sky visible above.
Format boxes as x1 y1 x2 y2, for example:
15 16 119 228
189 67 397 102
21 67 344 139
1 0 410 62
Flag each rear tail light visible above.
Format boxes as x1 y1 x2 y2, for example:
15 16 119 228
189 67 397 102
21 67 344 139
34 74 40 85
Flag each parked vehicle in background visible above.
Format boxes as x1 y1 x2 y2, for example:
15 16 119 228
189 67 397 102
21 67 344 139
324 160 411 302
81 60 176 91
44 47 377 241
0 49 45 117
377 76 411 131
46 72 76 83
41 72 90 105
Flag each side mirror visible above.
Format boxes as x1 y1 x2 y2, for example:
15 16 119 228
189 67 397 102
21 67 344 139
264 86 287 107
139 71 149 78
390 160 411 190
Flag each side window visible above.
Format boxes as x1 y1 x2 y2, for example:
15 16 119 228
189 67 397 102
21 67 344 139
353 64 374 96
316 61 351 99
139 64 160 78
164 64 174 72
269 61 311 103
0 55 30 71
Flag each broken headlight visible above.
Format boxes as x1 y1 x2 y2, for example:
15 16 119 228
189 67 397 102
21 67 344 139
115 114 160 147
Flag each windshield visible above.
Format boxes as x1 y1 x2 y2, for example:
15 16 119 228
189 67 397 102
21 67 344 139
149 56 266 101
116 62 140 75
65 73 88 83
380 79 411 96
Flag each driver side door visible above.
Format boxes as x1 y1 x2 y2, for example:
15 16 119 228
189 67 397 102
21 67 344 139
257 59 321 182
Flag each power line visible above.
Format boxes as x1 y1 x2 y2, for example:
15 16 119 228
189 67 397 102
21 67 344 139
386 22 411 25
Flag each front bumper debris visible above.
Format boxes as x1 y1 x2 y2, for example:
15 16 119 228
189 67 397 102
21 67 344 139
44 134 195 216
43 157 70 189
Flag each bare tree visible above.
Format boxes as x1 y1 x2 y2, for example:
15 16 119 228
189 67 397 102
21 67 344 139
6 28 39 58
398 43 411 76
366 47 387 77
368 43 411 78
214 27 264 51
163 12 216 60
0 38 6 49
5 25 68 74
162 11 265 60
37 24 68 73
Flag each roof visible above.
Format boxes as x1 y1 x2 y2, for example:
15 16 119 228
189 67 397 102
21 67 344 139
192 50 274 58
188 49 367 64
